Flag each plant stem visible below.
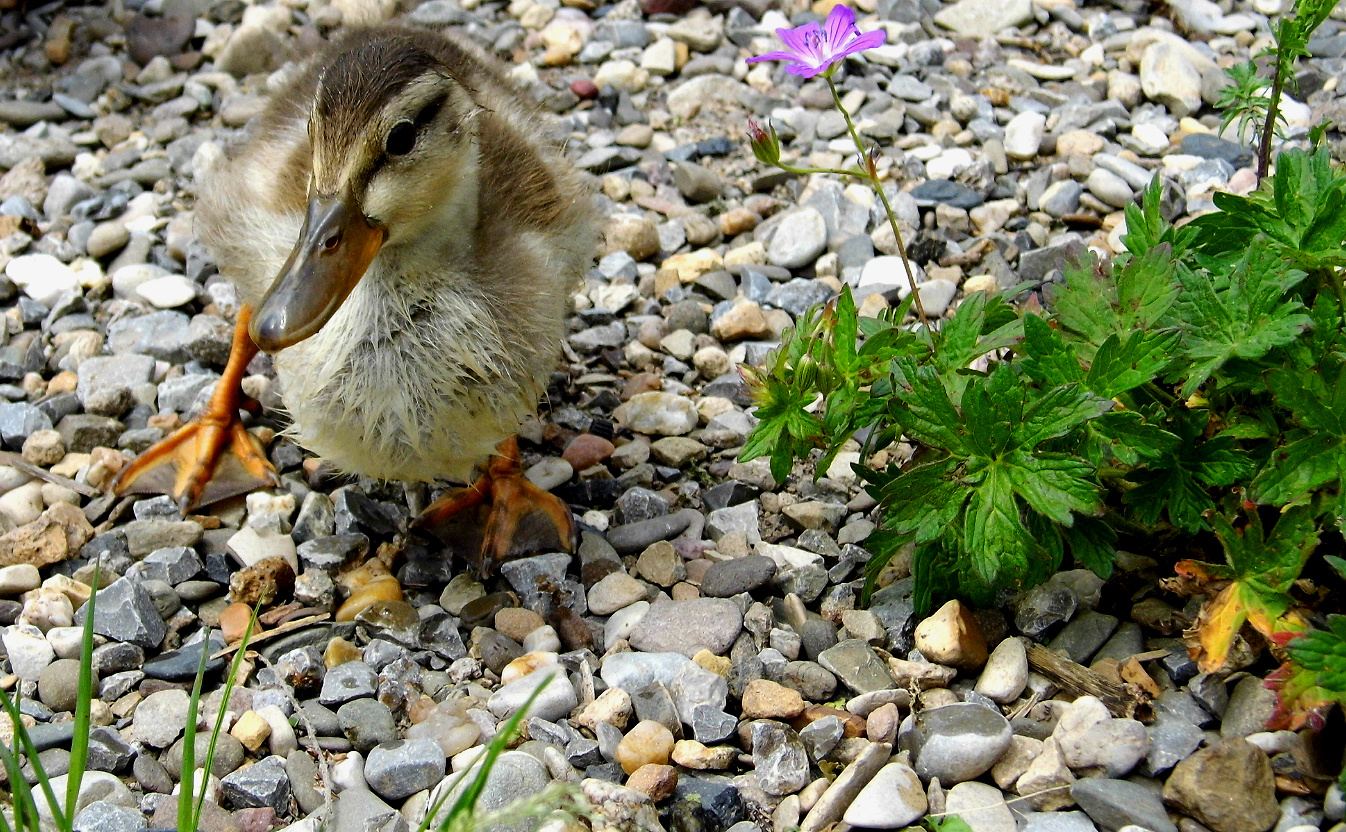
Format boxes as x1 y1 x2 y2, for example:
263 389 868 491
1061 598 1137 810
1256 58 1286 182
827 76 930 330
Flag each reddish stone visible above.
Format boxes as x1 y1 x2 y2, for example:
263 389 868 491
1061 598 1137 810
570 79 599 99
563 434 616 470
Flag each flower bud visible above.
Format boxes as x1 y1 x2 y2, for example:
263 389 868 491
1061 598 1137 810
747 118 782 166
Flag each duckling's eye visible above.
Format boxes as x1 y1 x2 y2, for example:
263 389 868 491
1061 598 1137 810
386 121 416 157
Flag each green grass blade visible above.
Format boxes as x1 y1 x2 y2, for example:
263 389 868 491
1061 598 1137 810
0 727 38 832
193 608 258 831
0 690 64 830
177 624 213 832
420 674 552 832
64 562 100 821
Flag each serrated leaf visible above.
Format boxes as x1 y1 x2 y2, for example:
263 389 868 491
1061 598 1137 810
1089 410 1181 466
1015 384 1112 448
1251 358 1346 519
1004 451 1102 525
1020 313 1085 387
1171 244 1312 396
1184 507 1319 673
1049 245 1180 359
964 463 1030 585
1124 412 1252 532
1063 515 1117 578
1085 329 1179 398
874 457 967 544
891 361 968 453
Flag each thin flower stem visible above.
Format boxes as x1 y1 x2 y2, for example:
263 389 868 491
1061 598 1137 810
826 76 930 329
778 163 869 178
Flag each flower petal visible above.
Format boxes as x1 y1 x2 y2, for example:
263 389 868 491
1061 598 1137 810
784 62 826 77
745 49 805 64
834 28 886 59
824 4 858 49
777 21 821 58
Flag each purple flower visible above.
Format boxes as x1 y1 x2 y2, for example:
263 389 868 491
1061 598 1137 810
746 4 885 78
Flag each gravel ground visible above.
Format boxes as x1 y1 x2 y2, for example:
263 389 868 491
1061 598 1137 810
1 0 1346 830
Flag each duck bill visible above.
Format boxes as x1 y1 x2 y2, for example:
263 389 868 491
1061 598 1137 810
249 195 386 353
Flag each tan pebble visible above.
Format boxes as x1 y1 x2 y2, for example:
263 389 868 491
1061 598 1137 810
147 412 182 431
218 602 254 645
324 637 362 668
335 569 401 622
495 607 546 643
670 582 699 601
46 371 77 395
718 208 760 237
913 599 988 670
562 434 615 470
575 686 633 732
671 739 737 770
794 704 866 738
42 574 91 608
616 720 675 775
866 702 900 744
500 650 557 685
626 763 678 802
20 373 45 398
742 679 805 719
692 649 730 677
920 688 960 709
230 710 272 752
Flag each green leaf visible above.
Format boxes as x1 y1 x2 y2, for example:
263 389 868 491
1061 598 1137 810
1004 451 1102 525
964 463 1032 584
1191 148 1346 271
1251 357 1346 522
1124 412 1253 532
871 457 968 544
1171 244 1311 396
1020 313 1085 387
891 361 969 453
67 561 100 823
1015 384 1112 448
1085 330 1179 398
1049 245 1181 357
1088 410 1181 467
1213 504 1318 589
1064 515 1117 578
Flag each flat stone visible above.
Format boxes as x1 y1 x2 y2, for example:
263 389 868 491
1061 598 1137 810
629 598 743 657
817 639 896 694
74 576 167 649
364 738 447 801
934 0 1032 36
1071 778 1179 832
901 703 1013 784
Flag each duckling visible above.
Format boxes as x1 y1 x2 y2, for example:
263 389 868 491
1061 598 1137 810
114 25 599 574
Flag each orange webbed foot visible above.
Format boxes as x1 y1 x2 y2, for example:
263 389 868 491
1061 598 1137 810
112 306 280 512
412 436 576 577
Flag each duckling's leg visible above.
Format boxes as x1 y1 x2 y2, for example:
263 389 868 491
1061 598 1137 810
413 436 576 577
112 306 280 511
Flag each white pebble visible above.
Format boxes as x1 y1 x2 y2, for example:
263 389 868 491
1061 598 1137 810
5 254 80 307
136 275 199 308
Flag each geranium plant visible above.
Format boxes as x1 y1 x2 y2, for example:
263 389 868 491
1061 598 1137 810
738 0 1346 786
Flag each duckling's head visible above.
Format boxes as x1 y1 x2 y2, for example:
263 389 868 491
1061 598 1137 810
251 30 480 353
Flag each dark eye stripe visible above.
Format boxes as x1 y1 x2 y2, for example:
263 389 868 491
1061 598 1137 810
415 95 445 128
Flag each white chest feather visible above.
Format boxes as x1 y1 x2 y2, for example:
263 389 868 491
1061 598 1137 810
269 263 547 483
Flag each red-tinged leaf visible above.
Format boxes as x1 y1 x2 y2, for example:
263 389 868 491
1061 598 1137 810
1191 583 1247 673
1265 659 1338 731
1189 582 1306 674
